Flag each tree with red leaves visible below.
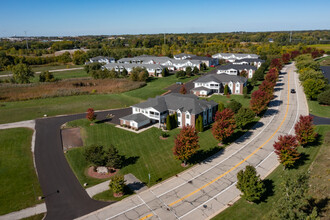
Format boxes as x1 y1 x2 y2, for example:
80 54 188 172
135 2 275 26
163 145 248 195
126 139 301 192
86 108 96 121
273 135 300 169
265 68 279 85
180 84 187 94
270 58 283 71
311 50 321 59
282 53 291 64
290 50 300 59
173 125 199 166
294 115 317 146
212 109 236 143
250 90 270 115
259 80 275 99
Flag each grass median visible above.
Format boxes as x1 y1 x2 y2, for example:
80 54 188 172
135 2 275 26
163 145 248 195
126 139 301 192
212 125 330 220
0 128 43 215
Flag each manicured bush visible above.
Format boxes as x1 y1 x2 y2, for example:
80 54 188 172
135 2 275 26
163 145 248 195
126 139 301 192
109 174 126 196
227 100 242 113
317 89 330 105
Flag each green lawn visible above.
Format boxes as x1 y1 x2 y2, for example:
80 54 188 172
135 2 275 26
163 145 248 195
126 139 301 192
65 120 220 187
212 125 330 220
207 95 251 108
30 69 89 82
92 186 134 202
308 100 330 118
0 128 43 215
0 74 198 124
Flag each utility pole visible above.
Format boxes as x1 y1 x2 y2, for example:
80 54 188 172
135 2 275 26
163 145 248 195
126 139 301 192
24 31 29 49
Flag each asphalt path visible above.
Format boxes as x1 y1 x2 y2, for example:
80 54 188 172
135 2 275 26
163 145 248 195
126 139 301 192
35 108 131 220
310 114 330 125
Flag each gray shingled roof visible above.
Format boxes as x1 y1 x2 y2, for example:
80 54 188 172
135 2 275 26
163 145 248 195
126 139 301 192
188 56 215 61
174 53 196 58
133 93 217 115
191 86 212 92
212 53 259 59
216 64 257 71
233 58 265 63
120 113 150 123
194 73 247 84
104 63 163 70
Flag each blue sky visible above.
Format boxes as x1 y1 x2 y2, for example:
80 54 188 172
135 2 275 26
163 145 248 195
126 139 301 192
0 0 329 37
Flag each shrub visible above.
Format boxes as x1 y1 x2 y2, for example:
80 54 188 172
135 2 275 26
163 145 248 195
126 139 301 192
236 165 265 203
86 108 96 121
83 145 106 167
318 89 330 105
227 100 242 113
109 174 126 195
235 107 255 129
106 145 122 169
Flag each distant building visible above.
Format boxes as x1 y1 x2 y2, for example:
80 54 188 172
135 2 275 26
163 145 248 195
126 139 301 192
118 55 201 71
89 56 115 64
216 64 257 78
120 93 218 130
173 53 196 60
104 63 163 77
191 73 247 96
232 58 265 68
212 53 259 62
188 56 219 67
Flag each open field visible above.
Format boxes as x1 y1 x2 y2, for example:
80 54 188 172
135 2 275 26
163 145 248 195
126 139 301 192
212 125 330 220
0 78 144 101
308 44 330 52
308 100 330 118
0 64 82 76
208 95 250 108
0 74 198 124
0 128 43 215
65 120 220 187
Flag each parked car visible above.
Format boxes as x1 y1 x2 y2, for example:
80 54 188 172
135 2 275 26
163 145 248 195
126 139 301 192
291 89 296 93
176 82 183 85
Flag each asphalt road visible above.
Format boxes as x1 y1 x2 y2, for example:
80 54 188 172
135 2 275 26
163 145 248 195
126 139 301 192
35 108 131 220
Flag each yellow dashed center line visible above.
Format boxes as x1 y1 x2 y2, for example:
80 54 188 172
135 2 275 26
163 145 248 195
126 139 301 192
168 69 291 207
139 213 153 220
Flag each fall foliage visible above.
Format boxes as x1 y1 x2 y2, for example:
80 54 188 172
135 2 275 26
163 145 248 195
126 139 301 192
212 109 236 143
294 115 317 146
250 90 270 115
86 108 96 121
173 125 200 166
273 135 300 169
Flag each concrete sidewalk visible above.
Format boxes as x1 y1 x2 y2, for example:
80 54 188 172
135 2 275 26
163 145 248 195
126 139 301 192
0 203 46 220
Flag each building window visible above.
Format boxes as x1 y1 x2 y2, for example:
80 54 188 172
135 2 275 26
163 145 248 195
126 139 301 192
178 113 181 117
186 114 190 119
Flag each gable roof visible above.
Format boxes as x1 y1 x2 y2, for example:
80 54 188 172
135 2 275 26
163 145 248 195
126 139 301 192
188 56 215 61
194 73 247 84
233 58 265 63
174 53 196 59
133 93 217 114
120 113 150 123
216 64 257 71
212 53 259 59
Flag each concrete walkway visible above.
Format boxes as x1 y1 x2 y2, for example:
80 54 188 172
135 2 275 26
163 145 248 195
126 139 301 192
77 63 309 220
86 173 147 198
0 204 46 220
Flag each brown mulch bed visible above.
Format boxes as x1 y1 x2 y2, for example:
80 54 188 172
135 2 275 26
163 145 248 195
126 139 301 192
86 167 119 179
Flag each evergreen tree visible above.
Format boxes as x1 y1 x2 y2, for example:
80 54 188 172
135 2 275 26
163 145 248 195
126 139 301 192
218 101 225 112
109 174 126 196
166 115 172 130
236 165 265 203
106 145 122 169
224 84 229 95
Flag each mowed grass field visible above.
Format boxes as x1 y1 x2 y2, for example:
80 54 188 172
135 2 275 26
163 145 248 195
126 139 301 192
65 120 220 187
212 125 330 220
0 74 198 124
0 128 43 215
308 100 330 118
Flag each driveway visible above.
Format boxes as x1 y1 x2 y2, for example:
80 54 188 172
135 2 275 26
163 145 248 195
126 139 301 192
310 114 330 125
35 108 130 220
